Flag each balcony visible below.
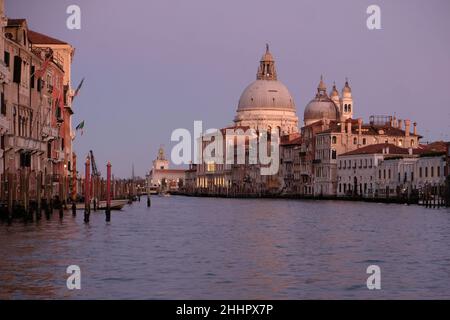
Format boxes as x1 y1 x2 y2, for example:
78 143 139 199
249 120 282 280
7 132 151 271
42 126 59 141
7 136 46 153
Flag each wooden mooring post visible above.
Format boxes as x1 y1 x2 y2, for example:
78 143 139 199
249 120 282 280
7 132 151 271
36 171 42 220
72 153 77 216
84 156 91 223
7 171 13 222
105 162 111 222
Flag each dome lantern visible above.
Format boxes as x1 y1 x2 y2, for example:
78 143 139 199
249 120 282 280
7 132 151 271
256 44 277 81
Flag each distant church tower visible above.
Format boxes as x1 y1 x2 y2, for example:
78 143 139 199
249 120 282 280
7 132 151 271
153 146 169 170
340 79 353 121
330 82 340 109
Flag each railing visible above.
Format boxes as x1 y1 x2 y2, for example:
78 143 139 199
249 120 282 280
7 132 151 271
42 126 59 139
7 136 46 152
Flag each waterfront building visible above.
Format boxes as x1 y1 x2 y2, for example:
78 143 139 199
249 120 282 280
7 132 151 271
0 0 76 204
336 142 447 199
148 146 185 192
184 44 426 199
28 29 76 182
279 133 302 195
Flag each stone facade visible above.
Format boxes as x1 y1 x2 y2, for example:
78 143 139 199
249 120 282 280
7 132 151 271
336 143 447 199
148 147 185 192
0 3 76 202
183 45 439 199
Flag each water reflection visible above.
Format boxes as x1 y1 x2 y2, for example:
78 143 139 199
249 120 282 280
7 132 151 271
0 197 450 299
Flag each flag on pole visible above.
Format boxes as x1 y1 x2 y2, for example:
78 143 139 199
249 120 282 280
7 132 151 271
76 120 85 136
72 78 85 101
34 53 53 79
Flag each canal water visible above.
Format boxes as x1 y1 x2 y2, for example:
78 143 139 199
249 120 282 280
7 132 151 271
0 196 450 299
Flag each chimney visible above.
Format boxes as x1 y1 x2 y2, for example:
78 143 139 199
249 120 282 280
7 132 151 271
405 120 411 137
413 122 417 136
398 119 402 130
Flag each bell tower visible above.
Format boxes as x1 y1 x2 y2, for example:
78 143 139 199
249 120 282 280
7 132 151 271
152 146 169 170
340 78 353 121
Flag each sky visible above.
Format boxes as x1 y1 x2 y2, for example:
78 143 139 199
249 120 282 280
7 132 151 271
6 0 450 178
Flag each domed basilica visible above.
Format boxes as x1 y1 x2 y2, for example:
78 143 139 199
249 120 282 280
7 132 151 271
234 45 354 132
234 45 299 135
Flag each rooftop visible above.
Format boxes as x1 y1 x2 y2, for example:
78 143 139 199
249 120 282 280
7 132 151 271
340 143 417 156
28 30 68 45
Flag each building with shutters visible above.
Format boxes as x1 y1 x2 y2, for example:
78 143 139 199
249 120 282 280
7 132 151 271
0 0 76 201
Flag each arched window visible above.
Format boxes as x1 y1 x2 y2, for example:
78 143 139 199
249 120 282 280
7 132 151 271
353 137 357 145
332 136 337 144
348 104 351 112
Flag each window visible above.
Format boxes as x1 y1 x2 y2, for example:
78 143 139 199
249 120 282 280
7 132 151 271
437 166 440 177
363 138 366 145
29 111 33 137
4 51 10 67
20 152 31 168
425 167 428 177
332 136 337 144
47 142 52 159
0 92 5 115
348 105 352 112
353 137 357 145
388 169 391 179
30 65 35 89
431 167 434 177
331 149 337 160
419 167 422 178
13 56 22 84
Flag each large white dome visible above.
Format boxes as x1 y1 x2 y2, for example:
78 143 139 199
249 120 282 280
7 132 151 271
237 80 296 111
233 46 299 134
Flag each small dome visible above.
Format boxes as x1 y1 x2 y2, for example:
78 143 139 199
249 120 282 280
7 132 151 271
318 76 326 91
342 79 352 95
330 83 339 98
237 80 295 111
304 96 339 126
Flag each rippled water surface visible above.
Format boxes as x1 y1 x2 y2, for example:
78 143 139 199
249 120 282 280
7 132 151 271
1 196 450 299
